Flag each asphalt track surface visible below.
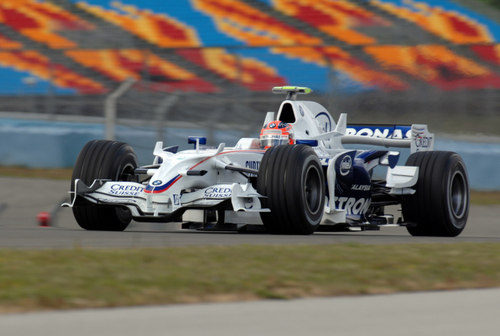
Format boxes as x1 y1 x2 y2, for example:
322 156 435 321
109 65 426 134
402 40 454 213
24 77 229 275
1 177 499 335
1 177 500 249
1 288 499 336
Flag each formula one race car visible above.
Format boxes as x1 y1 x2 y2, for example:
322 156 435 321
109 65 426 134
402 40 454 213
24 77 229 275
64 86 469 236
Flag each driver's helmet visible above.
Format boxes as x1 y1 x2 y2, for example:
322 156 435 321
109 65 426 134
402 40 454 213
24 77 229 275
260 120 294 149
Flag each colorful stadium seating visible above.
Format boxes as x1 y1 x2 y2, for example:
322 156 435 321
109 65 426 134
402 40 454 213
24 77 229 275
470 44 500 66
371 0 493 44
269 46 408 90
78 2 199 48
191 0 322 46
274 0 389 45
0 50 105 94
78 1 286 91
0 0 499 94
0 0 92 49
176 49 286 91
0 33 22 50
192 0 406 90
365 45 500 90
65 49 218 93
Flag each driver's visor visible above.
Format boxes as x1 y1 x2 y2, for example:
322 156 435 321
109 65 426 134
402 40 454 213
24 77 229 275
260 131 289 148
261 138 289 147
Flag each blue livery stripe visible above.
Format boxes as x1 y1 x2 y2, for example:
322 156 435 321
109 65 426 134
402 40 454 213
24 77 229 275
145 174 181 193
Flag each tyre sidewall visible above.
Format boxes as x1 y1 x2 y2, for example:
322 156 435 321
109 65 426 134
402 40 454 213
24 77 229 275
292 151 325 226
258 145 325 234
441 155 469 234
403 151 469 237
71 140 137 231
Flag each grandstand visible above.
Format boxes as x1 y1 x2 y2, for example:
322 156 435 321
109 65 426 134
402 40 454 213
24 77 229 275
0 0 499 135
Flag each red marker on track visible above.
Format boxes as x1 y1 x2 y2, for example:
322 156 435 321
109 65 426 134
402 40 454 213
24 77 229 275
37 211 51 227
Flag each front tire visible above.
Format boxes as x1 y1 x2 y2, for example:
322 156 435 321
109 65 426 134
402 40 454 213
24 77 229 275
257 145 325 235
402 151 469 237
71 140 138 231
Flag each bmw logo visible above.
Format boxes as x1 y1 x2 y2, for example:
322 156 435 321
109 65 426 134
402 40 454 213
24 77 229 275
151 180 163 186
340 156 352 176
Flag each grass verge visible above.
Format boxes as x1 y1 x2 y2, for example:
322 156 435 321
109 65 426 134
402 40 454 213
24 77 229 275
0 166 72 180
470 191 500 206
1 243 500 312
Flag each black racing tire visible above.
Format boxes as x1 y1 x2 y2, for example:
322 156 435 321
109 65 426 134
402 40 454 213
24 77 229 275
402 151 469 237
257 144 325 235
71 140 138 231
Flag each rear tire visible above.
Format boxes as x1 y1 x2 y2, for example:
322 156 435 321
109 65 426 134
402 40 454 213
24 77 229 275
402 151 469 237
71 140 138 231
257 145 325 234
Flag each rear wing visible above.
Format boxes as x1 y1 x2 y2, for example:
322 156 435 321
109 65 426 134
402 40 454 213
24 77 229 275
343 124 434 153
272 86 311 100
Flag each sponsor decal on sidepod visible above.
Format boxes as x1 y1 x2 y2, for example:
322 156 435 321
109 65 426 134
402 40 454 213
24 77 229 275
245 161 260 170
334 197 371 215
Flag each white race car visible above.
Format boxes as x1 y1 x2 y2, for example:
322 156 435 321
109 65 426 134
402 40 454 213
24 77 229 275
64 86 469 236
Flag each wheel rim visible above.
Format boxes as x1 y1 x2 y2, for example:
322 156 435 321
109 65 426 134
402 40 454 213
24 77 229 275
115 161 136 222
118 162 136 182
449 170 467 220
303 165 321 215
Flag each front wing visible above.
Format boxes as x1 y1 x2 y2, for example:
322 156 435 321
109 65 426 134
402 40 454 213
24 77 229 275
63 179 269 218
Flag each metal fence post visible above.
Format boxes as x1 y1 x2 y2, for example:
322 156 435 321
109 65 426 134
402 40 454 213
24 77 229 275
104 78 136 140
